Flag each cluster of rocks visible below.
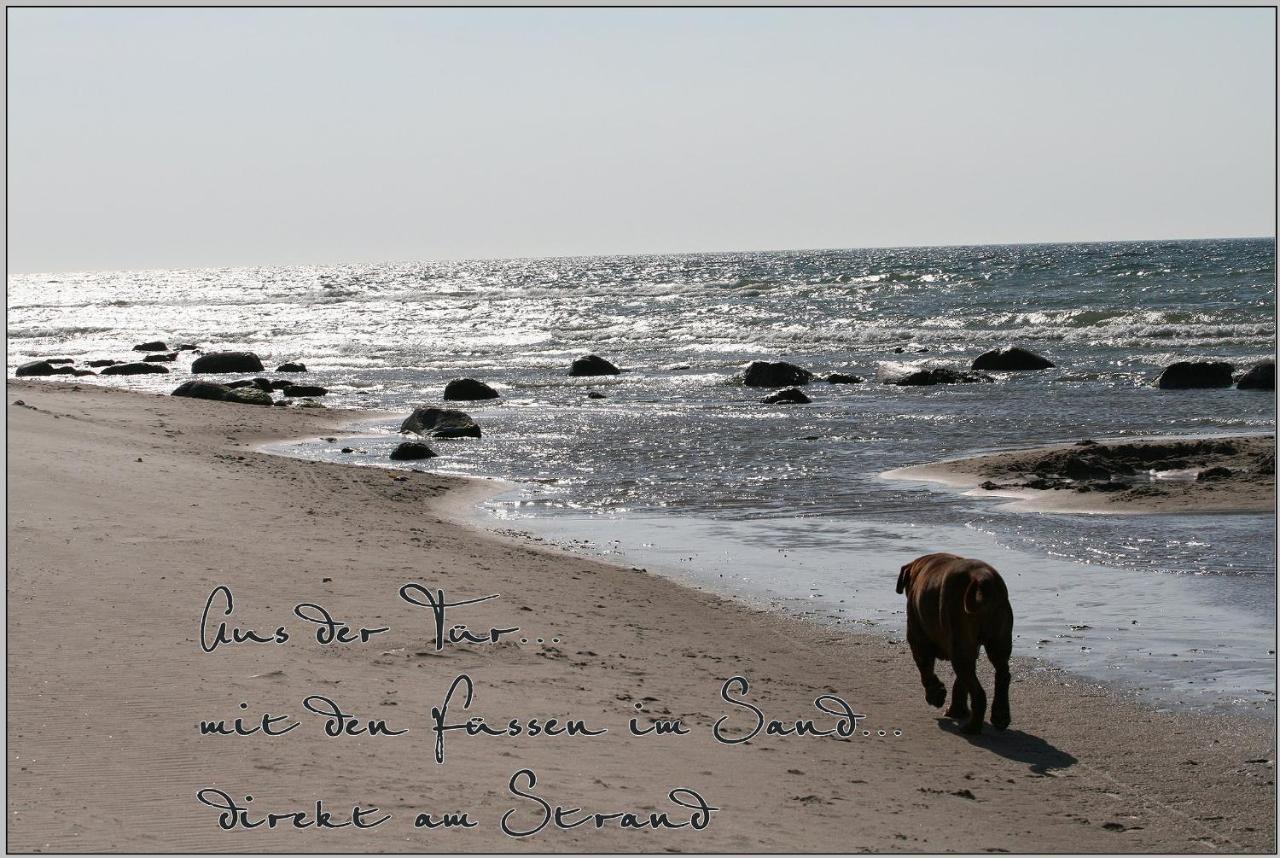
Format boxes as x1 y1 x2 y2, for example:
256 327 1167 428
390 402 485 461
1156 359 1275 391
18 340 200 378
16 341 316 385
16 359 99 378
13 339 325 408
740 345 1054 404
168 351 320 407
171 375 328 407
378 352 624 461
739 346 1274 407
16 336 1274 471
976 437 1272 495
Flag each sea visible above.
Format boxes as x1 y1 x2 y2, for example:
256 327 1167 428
8 237 1277 714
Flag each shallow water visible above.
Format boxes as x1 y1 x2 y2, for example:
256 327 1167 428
474 506 1276 715
11 237 1277 711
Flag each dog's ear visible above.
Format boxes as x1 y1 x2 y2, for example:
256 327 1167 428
896 562 914 594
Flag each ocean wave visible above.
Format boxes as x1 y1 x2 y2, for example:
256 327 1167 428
8 324 116 339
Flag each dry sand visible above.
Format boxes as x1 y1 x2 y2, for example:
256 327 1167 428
6 380 1276 853
886 435 1276 515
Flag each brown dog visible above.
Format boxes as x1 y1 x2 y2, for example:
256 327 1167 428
896 552 1014 734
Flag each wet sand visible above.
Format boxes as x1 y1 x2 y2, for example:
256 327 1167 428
6 380 1276 852
886 435 1276 515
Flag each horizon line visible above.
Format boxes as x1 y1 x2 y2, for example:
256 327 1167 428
8 233 1276 279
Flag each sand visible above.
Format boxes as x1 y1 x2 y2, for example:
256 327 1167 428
6 380 1276 853
885 435 1276 515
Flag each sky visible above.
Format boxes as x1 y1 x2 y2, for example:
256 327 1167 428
7 7 1276 273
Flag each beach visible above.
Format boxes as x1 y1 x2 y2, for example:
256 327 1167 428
6 379 1275 853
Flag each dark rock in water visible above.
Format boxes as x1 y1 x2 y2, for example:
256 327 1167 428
826 372 864 384
132 340 168 352
250 378 273 392
1155 361 1234 389
400 407 481 438
283 384 328 397
273 400 290 407
742 360 812 387
570 354 621 376
269 379 294 390
276 362 307 373
587 391 606 399
1236 360 1275 391
191 351 264 373
297 400 326 409
48 366 78 375
223 387 273 406
761 387 811 405
1197 466 1234 482
45 358 74 365
143 352 178 362
443 378 499 400
390 441 437 461
171 381 231 401
101 362 169 375
972 345 1055 371
86 359 121 367
341 447 354 454
15 360 56 376
176 343 199 351
884 366 992 386
72 369 96 377
893 347 906 354
224 380 254 388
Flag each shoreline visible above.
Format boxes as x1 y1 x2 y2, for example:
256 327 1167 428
884 433 1276 515
6 380 1276 852
460 499 1276 719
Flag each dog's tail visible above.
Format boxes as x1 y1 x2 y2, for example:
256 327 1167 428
963 575 1001 615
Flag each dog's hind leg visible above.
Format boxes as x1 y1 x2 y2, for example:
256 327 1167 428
910 642 947 708
986 641 1012 730
944 675 970 720
952 656 986 734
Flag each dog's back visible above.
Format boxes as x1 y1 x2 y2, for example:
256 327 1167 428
898 553 1011 657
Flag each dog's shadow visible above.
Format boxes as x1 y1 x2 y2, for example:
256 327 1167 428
936 719 1078 776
